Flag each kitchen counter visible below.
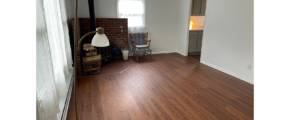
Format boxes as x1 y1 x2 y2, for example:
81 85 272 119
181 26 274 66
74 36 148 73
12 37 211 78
189 28 203 31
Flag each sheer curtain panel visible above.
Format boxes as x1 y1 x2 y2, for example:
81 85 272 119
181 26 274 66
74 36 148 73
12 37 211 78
36 0 73 119
117 0 146 31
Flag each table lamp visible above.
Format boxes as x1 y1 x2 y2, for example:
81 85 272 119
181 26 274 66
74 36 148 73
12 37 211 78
73 1 109 120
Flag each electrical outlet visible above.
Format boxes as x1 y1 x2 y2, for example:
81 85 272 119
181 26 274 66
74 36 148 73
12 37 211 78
247 64 252 70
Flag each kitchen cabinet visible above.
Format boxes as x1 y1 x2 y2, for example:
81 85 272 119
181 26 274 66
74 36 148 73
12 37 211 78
197 36 203 51
200 0 206 16
188 36 198 52
188 30 203 53
191 0 206 16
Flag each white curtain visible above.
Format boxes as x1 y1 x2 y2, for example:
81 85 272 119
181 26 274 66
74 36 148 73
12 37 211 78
117 0 146 31
36 0 73 119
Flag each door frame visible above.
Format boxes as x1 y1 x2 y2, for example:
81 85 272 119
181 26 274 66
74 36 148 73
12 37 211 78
185 0 193 55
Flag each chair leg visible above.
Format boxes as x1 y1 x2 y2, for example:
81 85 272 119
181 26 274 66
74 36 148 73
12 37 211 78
136 53 138 61
150 51 152 60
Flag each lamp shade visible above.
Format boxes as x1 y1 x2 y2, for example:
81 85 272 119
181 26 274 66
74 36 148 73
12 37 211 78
91 28 109 47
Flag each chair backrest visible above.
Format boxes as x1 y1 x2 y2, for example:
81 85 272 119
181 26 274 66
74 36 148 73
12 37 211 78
129 32 148 46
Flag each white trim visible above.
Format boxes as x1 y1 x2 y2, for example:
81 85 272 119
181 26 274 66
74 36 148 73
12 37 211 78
128 50 177 56
200 60 254 84
61 70 74 120
177 50 188 56
152 50 177 54
185 0 193 55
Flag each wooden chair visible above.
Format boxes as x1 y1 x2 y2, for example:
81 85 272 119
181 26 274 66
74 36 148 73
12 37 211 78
129 32 152 61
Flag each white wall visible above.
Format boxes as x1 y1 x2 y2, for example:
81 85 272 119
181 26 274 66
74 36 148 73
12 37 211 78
71 0 180 54
201 0 254 84
176 0 191 56
77 0 117 18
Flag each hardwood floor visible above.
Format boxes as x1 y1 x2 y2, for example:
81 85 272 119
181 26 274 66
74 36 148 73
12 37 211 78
66 53 253 120
100 59 134 75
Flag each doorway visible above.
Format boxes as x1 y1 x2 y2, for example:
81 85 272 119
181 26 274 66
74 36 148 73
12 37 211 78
187 0 207 59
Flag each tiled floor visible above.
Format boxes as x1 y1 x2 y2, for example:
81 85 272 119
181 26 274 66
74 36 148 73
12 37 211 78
100 59 135 74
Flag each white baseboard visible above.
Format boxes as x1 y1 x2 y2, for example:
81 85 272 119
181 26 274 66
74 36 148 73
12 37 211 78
152 50 177 54
177 51 188 56
200 60 254 84
128 50 177 56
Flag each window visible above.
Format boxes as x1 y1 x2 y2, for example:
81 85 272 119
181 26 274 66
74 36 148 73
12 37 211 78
117 0 146 30
37 0 73 119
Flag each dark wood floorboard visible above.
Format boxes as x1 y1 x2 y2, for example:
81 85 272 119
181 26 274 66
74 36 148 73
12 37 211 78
66 53 253 120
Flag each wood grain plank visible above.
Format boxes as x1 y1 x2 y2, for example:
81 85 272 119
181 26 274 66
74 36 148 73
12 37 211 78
90 76 104 120
66 54 253 120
